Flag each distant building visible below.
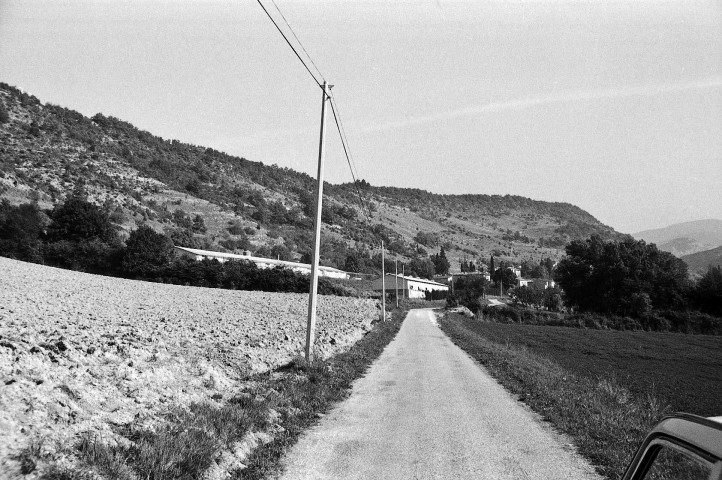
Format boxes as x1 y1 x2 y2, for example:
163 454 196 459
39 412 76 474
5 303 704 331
517 277 556 289
372 274 449 299
173 246 349 279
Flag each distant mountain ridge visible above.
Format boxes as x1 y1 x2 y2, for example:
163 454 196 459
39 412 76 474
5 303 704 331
634 219 722 257
682 246 722 276
0 82 622 272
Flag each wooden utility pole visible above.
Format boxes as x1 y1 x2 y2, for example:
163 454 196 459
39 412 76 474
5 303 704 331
381 241 386 321
305 82 330 363
395 259 399 308
402 264 405 300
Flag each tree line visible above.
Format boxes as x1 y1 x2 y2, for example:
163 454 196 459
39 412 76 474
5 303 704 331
0 193 347 296
445 235 720 334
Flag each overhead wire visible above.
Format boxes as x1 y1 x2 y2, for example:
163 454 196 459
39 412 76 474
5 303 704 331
328 93 372 224
254 0 373 227
254 0 322 88
268 0 326 84
329 92 363 189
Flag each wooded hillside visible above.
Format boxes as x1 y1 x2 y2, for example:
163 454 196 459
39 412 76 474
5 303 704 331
0 82 623 273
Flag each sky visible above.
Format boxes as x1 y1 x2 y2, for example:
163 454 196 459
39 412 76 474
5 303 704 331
0 0 720 234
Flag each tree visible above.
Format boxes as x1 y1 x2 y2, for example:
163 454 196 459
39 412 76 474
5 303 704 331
452 274 489 312
121 225 175 277
511 284 545 308
172 209 193 230
46 193 119 244
0 200 47 262
543 287 564 312
554 235 689 316
492 266 517 290
489 255 495 278
414 231 440 248
270 243 292 261
408 257 435 279
344 254 360 273
431 247 450 275
192 214 207 234
692 266 722 316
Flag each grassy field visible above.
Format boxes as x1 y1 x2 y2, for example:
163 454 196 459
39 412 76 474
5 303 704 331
439 313 722 479
465 321 722 416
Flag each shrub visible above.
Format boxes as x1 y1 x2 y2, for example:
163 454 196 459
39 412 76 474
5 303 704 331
47 193 119 244
43 239 122 274
121 225 175 278
0 100 9 124
0 200 47 262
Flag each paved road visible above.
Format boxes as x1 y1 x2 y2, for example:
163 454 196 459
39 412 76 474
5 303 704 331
278 309 602 479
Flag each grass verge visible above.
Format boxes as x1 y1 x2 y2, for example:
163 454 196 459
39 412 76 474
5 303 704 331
439 311 682 480
41 308 406 480
237 308 406 479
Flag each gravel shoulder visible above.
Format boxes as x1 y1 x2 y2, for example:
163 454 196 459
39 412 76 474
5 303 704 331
0 257 379 478
278 308 602 480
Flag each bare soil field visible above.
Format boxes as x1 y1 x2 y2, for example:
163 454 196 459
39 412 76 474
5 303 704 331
0 257 379 478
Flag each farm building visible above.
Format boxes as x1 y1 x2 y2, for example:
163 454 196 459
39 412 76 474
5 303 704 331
173 246 349 279
518 278 556 289
372 274 449 299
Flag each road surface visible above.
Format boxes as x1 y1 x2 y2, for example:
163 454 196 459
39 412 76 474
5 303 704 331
278 309 602 479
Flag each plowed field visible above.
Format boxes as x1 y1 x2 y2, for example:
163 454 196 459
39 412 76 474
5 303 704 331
0 257 379 477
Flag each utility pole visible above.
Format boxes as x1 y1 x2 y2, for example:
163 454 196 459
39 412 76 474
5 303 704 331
305 81 330 363
381 241 386 321
395 259 399 308
402 264 406 300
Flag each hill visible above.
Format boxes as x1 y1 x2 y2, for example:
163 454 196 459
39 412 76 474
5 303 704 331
682 245 722 276
0 82 623 273
634 219 722 257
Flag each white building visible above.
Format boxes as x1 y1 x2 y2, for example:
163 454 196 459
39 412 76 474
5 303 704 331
173 246 349 279
372 274 449 299
517 278 556 289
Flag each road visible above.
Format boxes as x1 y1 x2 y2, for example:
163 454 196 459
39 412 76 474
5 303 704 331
277 309 602 479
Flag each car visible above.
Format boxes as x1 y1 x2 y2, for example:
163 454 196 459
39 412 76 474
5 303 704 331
622 413 722 480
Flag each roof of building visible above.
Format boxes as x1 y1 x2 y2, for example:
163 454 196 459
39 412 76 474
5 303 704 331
380 273 448 288
173 246 346 273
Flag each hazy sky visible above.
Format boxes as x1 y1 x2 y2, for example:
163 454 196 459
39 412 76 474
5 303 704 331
0 0 720 234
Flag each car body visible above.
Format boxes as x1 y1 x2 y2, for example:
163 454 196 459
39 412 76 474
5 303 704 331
622 413 722 480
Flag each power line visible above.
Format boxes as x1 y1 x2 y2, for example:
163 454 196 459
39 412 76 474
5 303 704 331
329 92 363 188
328 93 372 224
255 0 372 225
268 0 326 84
254 0 322 87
